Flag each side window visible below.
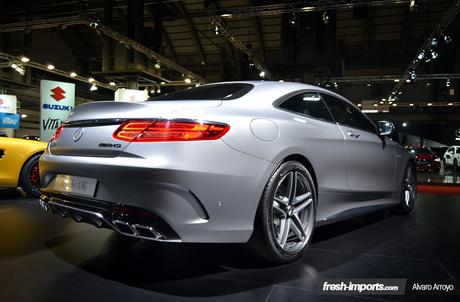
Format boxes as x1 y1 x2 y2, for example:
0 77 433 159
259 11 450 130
448 148 453 154
278 92 334 123
321 93 377 133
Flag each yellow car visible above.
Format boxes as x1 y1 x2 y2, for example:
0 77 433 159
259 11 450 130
0 137 47 197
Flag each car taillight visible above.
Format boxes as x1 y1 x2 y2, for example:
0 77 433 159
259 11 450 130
50 124 64 142
113 119 230 142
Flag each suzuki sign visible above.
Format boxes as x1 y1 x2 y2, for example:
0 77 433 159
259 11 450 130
114 88 148 103
40 80 75 141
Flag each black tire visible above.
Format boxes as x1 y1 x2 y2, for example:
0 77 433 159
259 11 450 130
19 154 42 198
248 161 316 264
392 162 416 214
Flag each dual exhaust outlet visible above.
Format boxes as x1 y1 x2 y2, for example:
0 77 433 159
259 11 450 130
39 195 165 241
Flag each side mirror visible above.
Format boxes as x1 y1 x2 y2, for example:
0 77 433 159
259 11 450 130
378 121 395 136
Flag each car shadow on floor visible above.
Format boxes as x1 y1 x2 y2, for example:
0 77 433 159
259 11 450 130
44 209 392 297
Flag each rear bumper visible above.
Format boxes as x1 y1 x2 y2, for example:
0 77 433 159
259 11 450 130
39 140 275 243
416 160 440 170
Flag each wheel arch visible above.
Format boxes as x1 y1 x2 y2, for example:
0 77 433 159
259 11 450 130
18 151 44 187
279 154 318 200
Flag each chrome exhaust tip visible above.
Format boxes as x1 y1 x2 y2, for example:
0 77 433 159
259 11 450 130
133 224 162 239
39 195 50 212
39 200 49 212
113 220 137 235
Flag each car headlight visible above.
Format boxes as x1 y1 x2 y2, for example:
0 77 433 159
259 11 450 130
435 158 441 162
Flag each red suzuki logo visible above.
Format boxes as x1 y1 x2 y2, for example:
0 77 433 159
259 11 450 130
0 99 4 105
50 86 66 101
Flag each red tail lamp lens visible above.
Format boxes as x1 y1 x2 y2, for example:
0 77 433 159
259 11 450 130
113 119 230 142
50 124 64 142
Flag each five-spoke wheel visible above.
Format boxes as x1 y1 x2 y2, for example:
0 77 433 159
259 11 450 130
249 161 316 263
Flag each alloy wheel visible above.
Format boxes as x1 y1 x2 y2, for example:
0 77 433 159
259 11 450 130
403 166 417 208
271 171 315 254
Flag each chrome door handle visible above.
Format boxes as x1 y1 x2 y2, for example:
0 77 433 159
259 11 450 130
347 131 360 139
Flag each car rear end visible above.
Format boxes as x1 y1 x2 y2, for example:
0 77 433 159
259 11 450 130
39 84 276 243
413 148 441 172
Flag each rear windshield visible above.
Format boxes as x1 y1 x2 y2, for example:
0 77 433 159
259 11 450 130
150 83 254 101
412 148 433 155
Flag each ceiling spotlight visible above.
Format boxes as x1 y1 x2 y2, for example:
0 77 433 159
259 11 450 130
405 79 411 83
279 80 284 82
394 79 400 82
389 101 393 104
90 84 98 91
425 82 431 87
10 63 18 69
322 11 329 24
184 78 192 84
214 25 220 35
154 62 161 69
160 81 165 85
156 87 161 94
417 51 425 60
88 77 95 83
446 79 451 87
409 103 414 106
392 103 397 106
402 122 407 127
289 13 296 26
20 56 30 63
21 114 28 118
427 102 433 106
46 64 55 70
366 82 371 87
109 81 116 86
70 71 77 77
431 50 438 59
302 6 315 12
150 89 156 94
220 13 233 18
357 104 362 107
444 35 452 44
448 102 453 106
259 71 266 78
89 21 99 29
373 104 378 107
431 38 438 46
425 56 431 63
409 70 416 80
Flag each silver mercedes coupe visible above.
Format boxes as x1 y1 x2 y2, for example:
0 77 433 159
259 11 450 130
39 81 416 263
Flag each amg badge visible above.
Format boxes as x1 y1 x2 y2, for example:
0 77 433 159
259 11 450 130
98 142 122 148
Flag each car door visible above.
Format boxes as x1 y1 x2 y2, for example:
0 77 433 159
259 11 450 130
321 93 396 197
277 91 349 221
444 147 454 165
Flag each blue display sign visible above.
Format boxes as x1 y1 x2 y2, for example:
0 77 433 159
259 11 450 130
0 113 20 129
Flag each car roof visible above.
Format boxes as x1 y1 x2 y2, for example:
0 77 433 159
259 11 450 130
201 81 349 105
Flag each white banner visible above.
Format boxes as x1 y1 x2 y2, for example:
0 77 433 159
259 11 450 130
40 80 75 141
0 94 17 114
114 88 148 103
0 94 18 137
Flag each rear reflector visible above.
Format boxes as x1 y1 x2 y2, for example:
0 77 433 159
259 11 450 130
50 124 64 142
113 119 230 142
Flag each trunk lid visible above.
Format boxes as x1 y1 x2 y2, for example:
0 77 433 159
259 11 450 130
50 100 221 157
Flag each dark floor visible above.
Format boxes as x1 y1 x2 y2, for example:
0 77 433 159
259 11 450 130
0 190 459 302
